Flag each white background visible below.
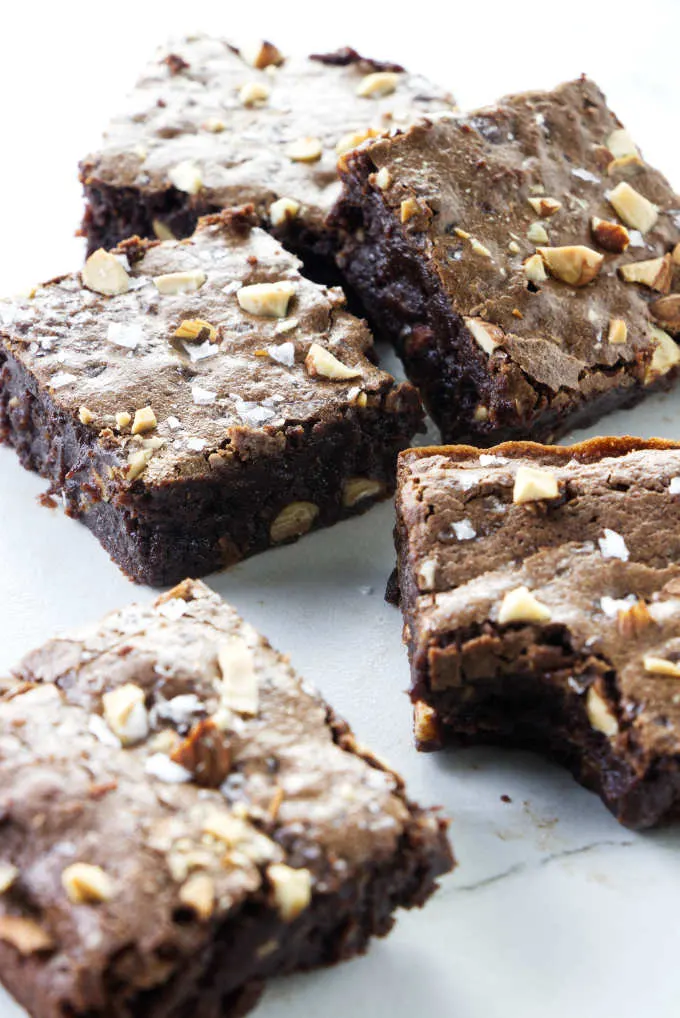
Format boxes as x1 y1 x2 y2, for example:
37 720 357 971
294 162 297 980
1 2 679 1015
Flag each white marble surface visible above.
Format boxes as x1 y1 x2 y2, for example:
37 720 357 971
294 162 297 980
0 2 679 1015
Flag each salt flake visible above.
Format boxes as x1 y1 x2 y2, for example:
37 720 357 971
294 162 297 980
107 322 144 349
145 754 192 784
598 529 629 561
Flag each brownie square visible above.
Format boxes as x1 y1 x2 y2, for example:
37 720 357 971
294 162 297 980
332 77 680 444
395 437 680 828
0 579 452 1018
0 208 423 585
79 36 454 263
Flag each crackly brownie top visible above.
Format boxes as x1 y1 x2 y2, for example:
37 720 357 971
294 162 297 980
0 580 442 983
81 36 454 233
398 438 680 756
0 209 414 484
345 77 680 395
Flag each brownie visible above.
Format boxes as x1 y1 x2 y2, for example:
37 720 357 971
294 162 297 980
79 36 454 267
0 579 452 1018
331 77 680 444
395 436 680 829
0 208 423 586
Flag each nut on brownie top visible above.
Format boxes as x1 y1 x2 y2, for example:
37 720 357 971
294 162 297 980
342 78 680 393
0 209 413 484
80 36 454 232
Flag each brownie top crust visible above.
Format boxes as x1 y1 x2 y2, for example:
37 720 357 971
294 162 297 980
80 36 454 235
0 208 418 485
397 437 680 757
0 580 450 1005
340 77 680 397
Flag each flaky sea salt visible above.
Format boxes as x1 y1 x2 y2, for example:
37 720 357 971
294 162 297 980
51 371 77 389
669 477 680 495
598 529 629 561
184 340 218 362
571 167 600 184
191 384 217 405
145 754 192 784
187 437 207 452
88 714 121 748
156 597 189 620
267 341 295 367
155 694 205 727
107 322 144 349
452 519 476 541
600 594 637 618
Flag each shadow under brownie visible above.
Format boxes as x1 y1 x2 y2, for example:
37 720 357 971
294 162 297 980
395 436 680 829
332 77 680 444
0 208 423 585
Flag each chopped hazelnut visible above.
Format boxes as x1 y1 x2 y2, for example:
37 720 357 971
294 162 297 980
102 683 149 745
498 586 552 625
0 917 54 955
400 197 420 223
153 269 206 295
619 255 672 293
127 448 153 480
270 501 319 542
617 599 654 638
179 873 215 920
267 863 312 921
237 281 296 318
528 196 561 217
168 160 203 195
240 40 283 70
523 253 548 283
202 117 225 133
608 181 658 233
174 319 217 341
269 197 300 228
646 325 680 381
336 129 376 155
464 317 503 355
286 137 323 163
513 465 559 503
82 249 130 297
607 318 628 344
590 216 630 253
607 154 644 176
238 81 270 106
527 222 549 244
131 406 157 435
305 342 362 380
375 167 392 190
356 71 400 98
417 558 437 592
152 219 176 241
470 237 492 258
454 228 471 240
0 863 19 894
61 863 115 905
217 637 259 716
650 294 680 333
78 406 95 425
673 243 680 265
586 687 619 737
643 654 680 677
342 477 384 507
537 245 604 287
414 701 440 746
508 240 521 254
606 128 639 159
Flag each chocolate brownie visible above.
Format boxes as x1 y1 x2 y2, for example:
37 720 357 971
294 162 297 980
0 208 423 586
396 436 680 828
0 579 452 1018
332 77 680 444
79 36 454 265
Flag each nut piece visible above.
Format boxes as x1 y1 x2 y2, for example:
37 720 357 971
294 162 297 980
590 216 630 254
0 917 54 955
586 687 619 737
643 654 680 677
202 117 225 133
537 246 604 287
217 637 259 716
240 40 283 70
0 863 19 894
619 254 672 293
82 249 130 296
238 81 270 106
414 700 441 747
375 167 392 190
498 586 552 625
617 599 654 638
523 253 548 283
673 243 680 265
342 477 384 507
61 863 115 905
115 411 131 430
470 237 492 258
127 448 153 480
171 719 232 786
305 342 362 380
527 221 549 244
286 137 323 163
465 317 503 355
168 160 203 195
267 863 312 921
179 873 215 920
512 465 559 503
269 197 300 228
154 269 206 295
102 683 149 745
400 197 420 223
608 181 658 233
78 406 95 425
356 71 400 98
270 501 319 543
152 219 177 241
646 325 680 380
237 281 296 318
650 294 680 333
527 196 561 217
174 319 217 341
607 318 628 345
336 128 377 156
131 406 158 435
606 128 639 159
607 154 644 176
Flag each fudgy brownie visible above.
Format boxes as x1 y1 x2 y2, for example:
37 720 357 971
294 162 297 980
395 436 680 828
0 579 452 1017
0 208 423 585
79 36 454 265
332 77 680 444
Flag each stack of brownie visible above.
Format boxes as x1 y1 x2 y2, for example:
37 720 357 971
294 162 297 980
1 30 680 1018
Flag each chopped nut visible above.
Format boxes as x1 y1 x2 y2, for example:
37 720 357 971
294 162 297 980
61 863 115 905
269 197 300 228
168 160 203 195
619 254 672 293
643 654 680 677
470 237 492 258
608 181 658 233
127 448 153 480
356 71 400 98
78 406 95 425
171 719 232 786
240 40 283 70
454 228 471 240
473 404 489 422
608 154 644 176
498 586 552 625
417 558 436 591
586 687 619 737
102 683 149 745
537 245 604 287
217 637 259 716
202 117 225 133
513 465 559 503
82 249 130 297
523 253 548 283
508 240 521 254
238 80 270 106
465 317 503 355
400 197 420 223
414 701 440 746
270 501 319 543
286 137 323 163
607 318 628 345
152 219 176 241
237 280 296 318
375 167 392 190
527 222 549 244
179 873 215 920
673 243 680 265
154 269 206 295
202 810 250 846
174 319 217 341
267 863 312 921
131 405 158 435
606 128 639 159
590 216 630 253
342 477 384 507
527 196 561 217
0 916 53 955
0 863 19 894
650 294 680 333
617 599 654 638
305 342 362 380
336 128 378 156
646 325 680 380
